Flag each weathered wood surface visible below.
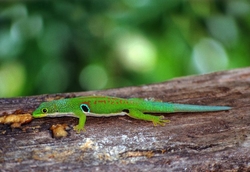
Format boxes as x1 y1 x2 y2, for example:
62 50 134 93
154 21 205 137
0 68 249 171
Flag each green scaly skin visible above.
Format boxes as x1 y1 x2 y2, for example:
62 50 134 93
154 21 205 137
32 96 231 132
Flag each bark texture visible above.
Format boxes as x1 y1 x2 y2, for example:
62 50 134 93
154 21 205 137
0 68 249 171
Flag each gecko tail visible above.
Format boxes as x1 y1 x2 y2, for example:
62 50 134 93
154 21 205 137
171 103 232 112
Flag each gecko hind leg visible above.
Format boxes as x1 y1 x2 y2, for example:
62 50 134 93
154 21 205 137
127 109 170 126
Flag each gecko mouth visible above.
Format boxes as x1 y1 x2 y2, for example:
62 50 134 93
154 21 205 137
32 113 47 118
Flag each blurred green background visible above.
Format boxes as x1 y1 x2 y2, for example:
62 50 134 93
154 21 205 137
0 1 250 97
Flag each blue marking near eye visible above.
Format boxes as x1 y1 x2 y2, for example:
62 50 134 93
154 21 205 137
80 104 90 112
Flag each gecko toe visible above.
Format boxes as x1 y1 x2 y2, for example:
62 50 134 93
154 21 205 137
73 125 86 133
152 116 170 126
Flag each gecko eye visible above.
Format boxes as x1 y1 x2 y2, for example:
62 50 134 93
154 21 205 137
80 104 90 112
42 108 48 113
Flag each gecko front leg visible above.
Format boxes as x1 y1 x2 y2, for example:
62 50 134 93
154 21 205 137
127 109 170 126
73 111 87 133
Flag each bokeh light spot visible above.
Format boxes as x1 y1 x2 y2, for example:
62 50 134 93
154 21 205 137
116 32 156 73
192 38 229 73
36 62 69 94
0 62 26 97
79 65 108 90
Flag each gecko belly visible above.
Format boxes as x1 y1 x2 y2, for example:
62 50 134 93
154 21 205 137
43 112 128 118
45 112 76 118
85 112 128 117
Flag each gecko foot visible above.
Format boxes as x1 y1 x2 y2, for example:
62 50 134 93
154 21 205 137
152 116 170 126
73 125 86 133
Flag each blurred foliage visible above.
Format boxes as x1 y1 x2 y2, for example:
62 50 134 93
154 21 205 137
0 1 250 97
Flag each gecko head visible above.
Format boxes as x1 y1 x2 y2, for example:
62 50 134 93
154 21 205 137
32 101 60 118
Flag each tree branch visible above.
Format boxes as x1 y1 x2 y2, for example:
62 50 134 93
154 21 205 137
1 68 249 171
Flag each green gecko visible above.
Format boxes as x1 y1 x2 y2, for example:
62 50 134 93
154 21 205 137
32 96 231 132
